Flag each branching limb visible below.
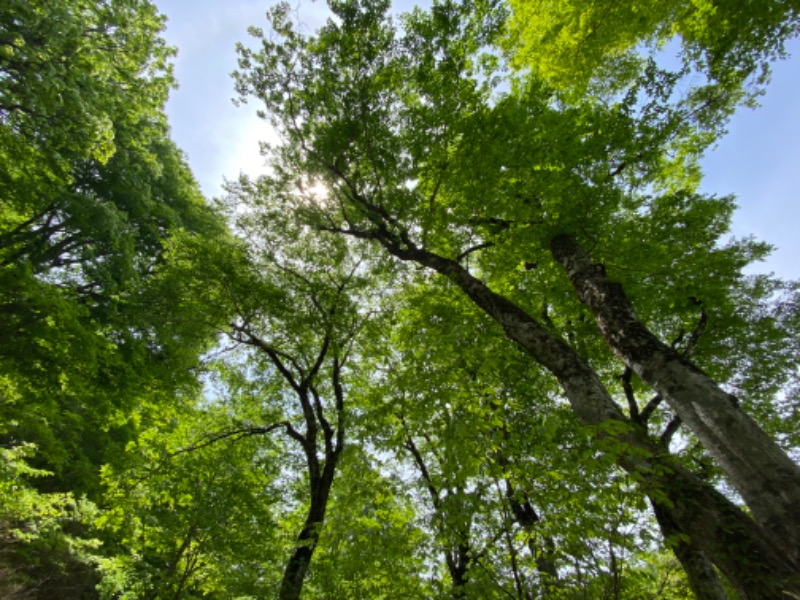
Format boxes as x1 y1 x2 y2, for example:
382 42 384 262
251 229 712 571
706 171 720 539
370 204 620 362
400 417 441 508
310 384 334 456
456 242 494 262
639 393 663 424
171 421 291 456
660 416 683 448
229 323 304 393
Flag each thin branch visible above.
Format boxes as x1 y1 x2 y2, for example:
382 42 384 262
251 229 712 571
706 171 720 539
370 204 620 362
639 393 663 424
620 367 639 422
332 356 346 455
682 303 708 359
400 418 441 508
274 262 326 317
303 331 331 389
310 384 334 456
456 241 494 262
170 422 289 456
607 161 628 178
229 324 303 394
284 421 307 446
660 416 683 448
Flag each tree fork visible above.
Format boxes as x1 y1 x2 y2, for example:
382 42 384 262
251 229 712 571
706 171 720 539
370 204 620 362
650 502 728 600
549 232 800 566
354 229 800 594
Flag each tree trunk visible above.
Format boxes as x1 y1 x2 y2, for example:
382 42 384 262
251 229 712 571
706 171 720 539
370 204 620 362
647 462 800 599
278 521 317 600
651 500 729 600
549 233 800 567
381 241 800 596
278 462 338 600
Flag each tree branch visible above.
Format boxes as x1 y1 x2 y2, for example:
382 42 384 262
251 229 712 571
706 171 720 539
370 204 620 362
171 421 290 456
620 367 639 422
456 241 494 262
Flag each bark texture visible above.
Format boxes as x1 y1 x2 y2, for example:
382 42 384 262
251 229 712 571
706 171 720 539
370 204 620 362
549 233 800 567
379 236 800 596
322 185 800 594
651 501 729 600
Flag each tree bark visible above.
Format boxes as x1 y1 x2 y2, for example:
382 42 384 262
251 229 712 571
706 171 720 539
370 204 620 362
549 233 800 567
374 237 800 596
278 413 342 600
279 466 336 600
651 501 729 600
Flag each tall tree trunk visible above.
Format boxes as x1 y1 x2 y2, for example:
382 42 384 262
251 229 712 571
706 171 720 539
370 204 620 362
650 501 729 600
549 233 800 566
278 459 338 600
244 335 348 600
279 519 317 600
375 239 800 596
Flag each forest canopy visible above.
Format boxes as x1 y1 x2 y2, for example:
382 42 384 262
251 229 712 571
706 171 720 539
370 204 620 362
1 0 799 598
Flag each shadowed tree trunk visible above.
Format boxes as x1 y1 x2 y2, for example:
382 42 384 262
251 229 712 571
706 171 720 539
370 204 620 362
549 232 800 568
233 328 348 600
322 208 800 596
651 501 729 600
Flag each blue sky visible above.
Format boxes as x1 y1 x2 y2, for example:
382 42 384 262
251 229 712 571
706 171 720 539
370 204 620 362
155 0 800 280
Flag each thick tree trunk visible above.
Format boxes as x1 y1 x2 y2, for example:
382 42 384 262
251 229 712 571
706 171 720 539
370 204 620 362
648 463 800 599
651 501 729 600
549 233 800 566
382 241 800 596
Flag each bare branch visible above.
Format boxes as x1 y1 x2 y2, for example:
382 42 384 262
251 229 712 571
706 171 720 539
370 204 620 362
230 324 303 394
456 242 494 263
660 415 683 448
400 417 441 508
171 421 289 456
310 384 334 456
639 393 663 424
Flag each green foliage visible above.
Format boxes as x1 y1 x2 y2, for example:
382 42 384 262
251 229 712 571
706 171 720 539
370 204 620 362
0 440 102 597
0 0 226 494
233 0 800 595
505 0 800 105
303 447 433 599
3 0 798 596
0 0 229 594
97 405 284 599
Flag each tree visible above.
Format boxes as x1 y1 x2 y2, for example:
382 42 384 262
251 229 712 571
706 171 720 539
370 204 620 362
0 0 227 593
0 0 224 494
504 0 800 117
221 177 378 600
113 177 385 599
234 0 800 594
